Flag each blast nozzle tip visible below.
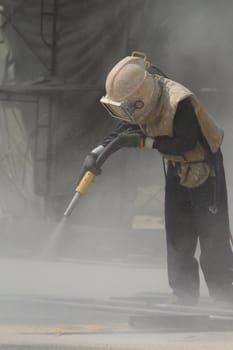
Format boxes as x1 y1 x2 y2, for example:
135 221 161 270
63 192 81 218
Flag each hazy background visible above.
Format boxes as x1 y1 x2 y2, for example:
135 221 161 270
0 0 233 264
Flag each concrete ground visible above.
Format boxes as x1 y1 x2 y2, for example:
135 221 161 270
0 258 168 299
0 258 232 349
0 218 232 349
1 331 233 350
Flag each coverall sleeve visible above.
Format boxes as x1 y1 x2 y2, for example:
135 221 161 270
155 98 200 156
101 97 199 156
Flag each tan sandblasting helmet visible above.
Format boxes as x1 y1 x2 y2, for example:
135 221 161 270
100 52 160 123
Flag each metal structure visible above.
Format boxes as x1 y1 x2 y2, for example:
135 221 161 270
0 0 68 219
0 0 144 222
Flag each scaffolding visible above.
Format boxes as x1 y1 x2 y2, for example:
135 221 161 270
0 0 134 221
0 0 63 218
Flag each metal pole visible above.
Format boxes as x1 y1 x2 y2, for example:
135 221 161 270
51 0 58 76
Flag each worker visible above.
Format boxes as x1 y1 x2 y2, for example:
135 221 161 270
81 52 233 306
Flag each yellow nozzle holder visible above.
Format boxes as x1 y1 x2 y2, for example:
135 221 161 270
76 171 96 194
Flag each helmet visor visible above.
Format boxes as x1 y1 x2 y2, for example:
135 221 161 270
100 96 140 123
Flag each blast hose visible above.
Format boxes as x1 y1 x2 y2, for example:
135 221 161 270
63 133 134 217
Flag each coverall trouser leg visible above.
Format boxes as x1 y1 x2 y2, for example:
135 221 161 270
190 151 233 301
165 152 233 303
165 164 200 303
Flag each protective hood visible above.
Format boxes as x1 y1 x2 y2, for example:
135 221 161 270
100 52 161 123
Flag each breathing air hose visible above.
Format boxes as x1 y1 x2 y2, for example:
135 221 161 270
63 134 132 217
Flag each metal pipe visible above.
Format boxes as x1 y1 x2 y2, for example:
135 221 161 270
51 0 58 76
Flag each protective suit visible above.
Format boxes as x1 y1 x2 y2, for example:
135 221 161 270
101 53 224 188
93 53 233 304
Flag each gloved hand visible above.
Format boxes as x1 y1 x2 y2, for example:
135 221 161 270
118 130 158 149
78 152 102 183
118 131 145 148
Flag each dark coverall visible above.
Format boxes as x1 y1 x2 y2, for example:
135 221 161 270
102 97 233 303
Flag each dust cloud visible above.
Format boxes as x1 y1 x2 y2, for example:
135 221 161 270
0 1 232 319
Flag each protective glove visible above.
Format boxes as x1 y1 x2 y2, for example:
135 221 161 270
118 130 158 149
83 152 102 174
144 136 158 149
78 152 102 184
118 132 144 148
